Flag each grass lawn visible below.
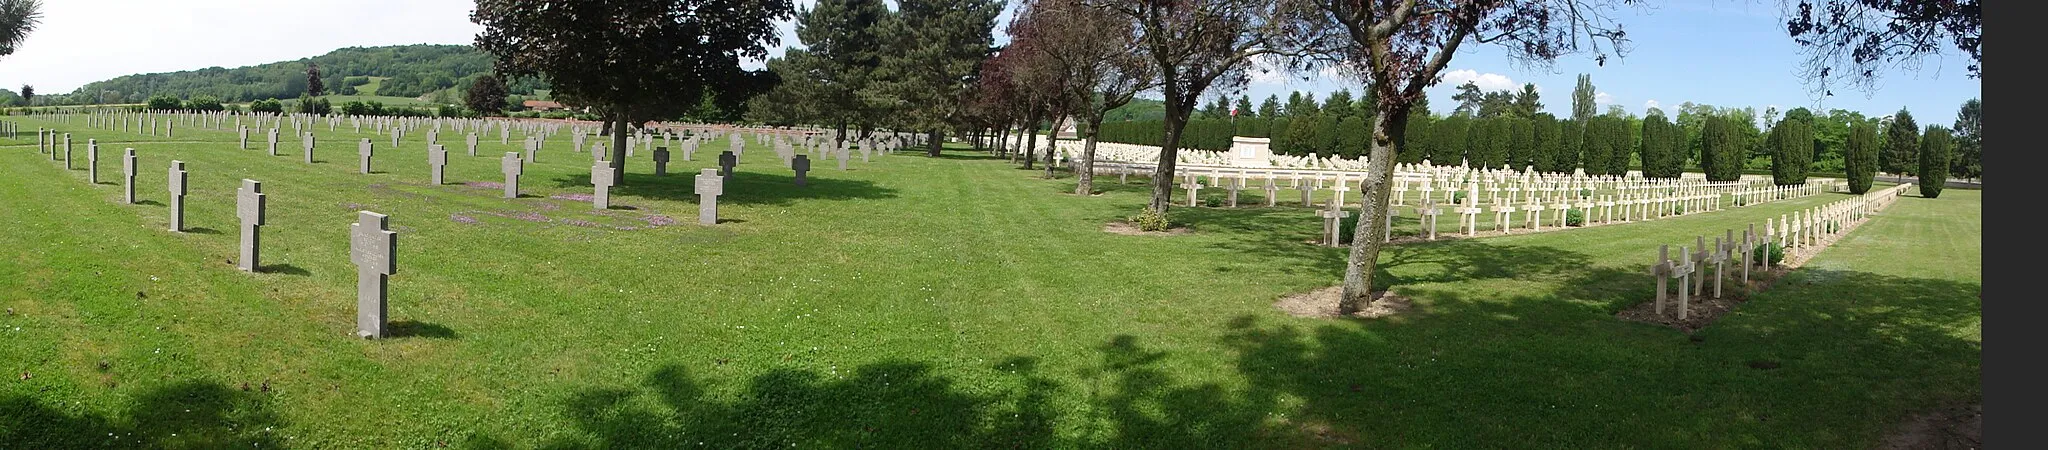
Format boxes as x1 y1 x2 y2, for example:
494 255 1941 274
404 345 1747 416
354 77 390 96
0 116 1979 448
305 95 434 107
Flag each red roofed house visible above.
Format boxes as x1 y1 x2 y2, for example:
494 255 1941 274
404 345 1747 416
523 100 565 112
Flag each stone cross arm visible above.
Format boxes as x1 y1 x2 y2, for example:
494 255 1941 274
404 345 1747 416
351 212 397 275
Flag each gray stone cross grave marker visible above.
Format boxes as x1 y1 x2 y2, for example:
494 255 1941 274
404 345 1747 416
467 133 479 157
1264 177 1279 207
1225 174 1242 207
792 154 810 187
1691 236 1711 296
168 161 188 232
429 145 448 185
358 139 375 174
86 140 99 183
590 163 616 210
1651 245 1672 316
303 133 318 163
1318 203 1350 247
268 128 280 156
351 211 397 339
61 133 71 168
695 168 724 225
835 146 850 171
122 149 138 204
718 151 737 177
1459 187 1484 236
237 180 266 272
1671 245 1696 320
239 126 249 149
1491 198 1516 233
501 153 524 198
1298 177 1316 206
1181 174 1204 207
592 143 607 164
1417 200 1443 241
654 147 672 176
525 137 539 163
1712 232 1731 299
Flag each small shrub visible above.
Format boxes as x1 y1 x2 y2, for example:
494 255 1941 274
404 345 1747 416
1337 214 1360 244
249 98 284 113
145 94 182 111
1129 207 1172 232
1673 204 1686 215
1752 242 1785 267
1580 189 1592 197
1566 209 1585 226
1202 196 1223 208
1452 191 1467 203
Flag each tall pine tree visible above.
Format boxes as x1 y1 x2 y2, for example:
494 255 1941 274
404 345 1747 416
1882 108 1920 176
1918 125 1953 198
1845 120 1879 193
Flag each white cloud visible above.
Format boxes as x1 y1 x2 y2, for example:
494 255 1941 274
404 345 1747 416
1439 69 1519 92
1644 99 1662 110
1594 92 1615 105
1249 56 1289 85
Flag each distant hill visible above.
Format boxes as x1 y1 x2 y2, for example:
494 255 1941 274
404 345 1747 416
58 44 545 104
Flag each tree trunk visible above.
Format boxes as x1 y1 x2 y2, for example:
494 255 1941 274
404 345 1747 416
926 130 943 157
1044 119 1058 179
610 109 630 182
1338 109 1411 315
835 120 848 150
995 127 1008 158
1148 104 1189 213
1076 115 1103 195
1024 119 1038 170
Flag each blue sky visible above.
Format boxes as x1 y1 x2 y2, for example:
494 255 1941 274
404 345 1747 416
1222 1 1982 125
0 0 1976 126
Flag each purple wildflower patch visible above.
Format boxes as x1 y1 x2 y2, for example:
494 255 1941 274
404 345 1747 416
467 181 505 189
614 226 642 231
511 211 552 222
562 219 599 228
451 213 482 225
550 193 595 202
644 215 677 227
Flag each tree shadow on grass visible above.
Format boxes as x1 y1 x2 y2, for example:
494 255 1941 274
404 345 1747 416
1166 207 1593 288
535 360 1056 449
529 334 1335 449
386 320 458 339
0 380 286 448
1205 264 1981 447
257 263 311 276
548 171 897 207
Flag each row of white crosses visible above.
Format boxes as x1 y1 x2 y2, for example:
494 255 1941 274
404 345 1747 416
1765 183 1915 259
1728 180 1836 207
1646 183 1915 320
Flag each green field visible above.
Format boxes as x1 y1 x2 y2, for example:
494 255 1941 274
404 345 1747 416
0 116 1980 448
304 95 434 107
